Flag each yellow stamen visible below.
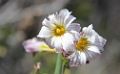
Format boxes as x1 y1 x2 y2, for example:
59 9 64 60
75 37 89 52
52 24 66 36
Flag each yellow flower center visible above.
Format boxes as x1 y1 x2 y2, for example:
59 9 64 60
52 24 66 36
75 37 89 52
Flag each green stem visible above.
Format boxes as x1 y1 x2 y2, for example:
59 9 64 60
54 53 63 74
61 61 65 74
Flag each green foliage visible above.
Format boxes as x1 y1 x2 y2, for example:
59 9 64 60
32 52 56 74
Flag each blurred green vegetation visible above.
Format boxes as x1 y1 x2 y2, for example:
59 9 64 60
66 0 92 21
0 24 15 58
0 25 15 45
32 52 57 74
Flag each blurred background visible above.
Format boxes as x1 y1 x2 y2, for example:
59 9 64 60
0 0 120 74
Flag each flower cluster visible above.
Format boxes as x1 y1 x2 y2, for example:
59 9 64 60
23 9 106 67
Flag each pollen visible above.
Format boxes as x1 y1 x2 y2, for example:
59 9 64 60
52 24 66 36
75 37 89 52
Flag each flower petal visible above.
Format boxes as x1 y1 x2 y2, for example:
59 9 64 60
37 26 51 38
95 33 107 48
87 35 96 44
42 18 51 28
59 9 71 22
68 23 81 32
70 31 80 41
86 50 99 61
48 14 57 24
48 14 55 20
50 36 63 52
67 52 81 67
65 15 76 28
79 52 86 64
85 50 93 59
62 33 75 51
82 24 93 36
23 38 43 53
87 46 100 54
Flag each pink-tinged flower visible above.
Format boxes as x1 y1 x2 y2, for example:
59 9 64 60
66 24 107 67
23 38 55 53
37 9 80 52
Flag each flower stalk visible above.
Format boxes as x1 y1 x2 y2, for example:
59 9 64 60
54 53 63 74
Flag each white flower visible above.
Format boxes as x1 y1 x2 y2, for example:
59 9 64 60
23 38 55 53
66 24 107 67
37 9 80 52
